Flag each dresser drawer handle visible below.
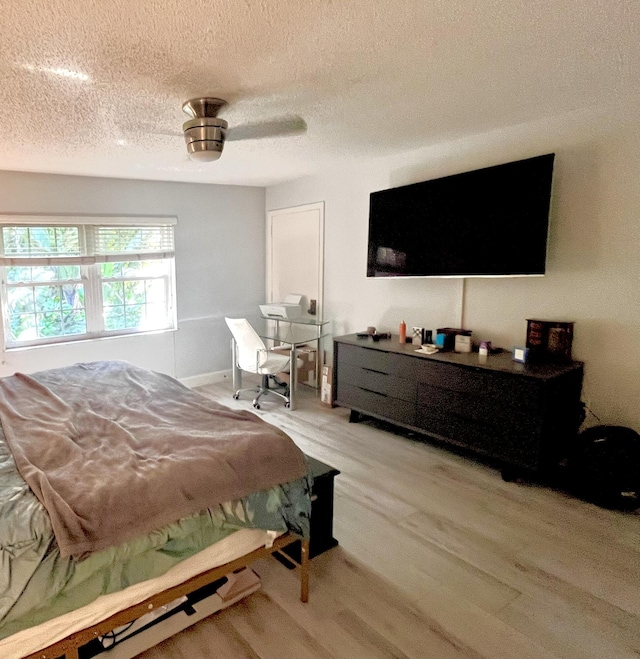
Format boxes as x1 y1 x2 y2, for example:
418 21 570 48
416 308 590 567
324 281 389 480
364 367 388 376
359 387 388 398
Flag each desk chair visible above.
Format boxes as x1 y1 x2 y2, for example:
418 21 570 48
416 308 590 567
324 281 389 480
225 317 300 409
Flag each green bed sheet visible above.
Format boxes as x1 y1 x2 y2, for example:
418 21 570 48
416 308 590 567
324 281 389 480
0 428 311 640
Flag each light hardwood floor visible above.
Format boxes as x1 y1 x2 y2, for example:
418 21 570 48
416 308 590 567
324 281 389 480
137 377 640 659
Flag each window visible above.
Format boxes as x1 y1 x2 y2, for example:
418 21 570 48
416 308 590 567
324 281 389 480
0 217 176 348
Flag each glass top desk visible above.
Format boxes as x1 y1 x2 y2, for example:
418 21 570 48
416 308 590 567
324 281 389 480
231 315 331 411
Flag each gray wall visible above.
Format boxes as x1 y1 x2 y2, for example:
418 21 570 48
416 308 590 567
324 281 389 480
0 171 265 380
267 106 640 432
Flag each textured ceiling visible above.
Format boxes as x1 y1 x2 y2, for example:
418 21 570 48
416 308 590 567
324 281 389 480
1 0 639 186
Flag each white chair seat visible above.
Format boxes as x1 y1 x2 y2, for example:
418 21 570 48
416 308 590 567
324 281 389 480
257 352 292 375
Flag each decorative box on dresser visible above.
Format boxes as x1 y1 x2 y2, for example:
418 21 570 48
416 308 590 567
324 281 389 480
332 333 584 477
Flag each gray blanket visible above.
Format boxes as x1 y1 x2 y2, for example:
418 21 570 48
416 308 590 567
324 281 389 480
0 361 307 559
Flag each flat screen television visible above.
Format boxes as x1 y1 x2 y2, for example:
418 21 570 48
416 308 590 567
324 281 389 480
366 153 555 278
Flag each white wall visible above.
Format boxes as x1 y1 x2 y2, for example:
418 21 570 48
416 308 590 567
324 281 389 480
267 105 640 431
267 173 463 341
0 171 265 381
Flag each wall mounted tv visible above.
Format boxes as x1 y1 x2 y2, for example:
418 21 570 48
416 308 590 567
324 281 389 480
367 153 555 278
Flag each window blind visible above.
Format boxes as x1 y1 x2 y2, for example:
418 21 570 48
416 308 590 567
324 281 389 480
0 221 175 266
0 214 177 226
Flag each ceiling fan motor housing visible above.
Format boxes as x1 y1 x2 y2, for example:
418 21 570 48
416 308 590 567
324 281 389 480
179 96 306 161
183 117 228 161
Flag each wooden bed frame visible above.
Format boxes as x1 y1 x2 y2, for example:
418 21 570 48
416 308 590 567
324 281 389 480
24 533 309 659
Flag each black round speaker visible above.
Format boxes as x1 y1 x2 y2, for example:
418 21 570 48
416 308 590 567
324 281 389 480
568 425 640 510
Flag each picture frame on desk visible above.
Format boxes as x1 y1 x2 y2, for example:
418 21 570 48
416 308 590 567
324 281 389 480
512 346 529 363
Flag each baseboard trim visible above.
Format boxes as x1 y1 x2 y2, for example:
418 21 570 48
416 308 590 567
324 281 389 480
179 369 232 389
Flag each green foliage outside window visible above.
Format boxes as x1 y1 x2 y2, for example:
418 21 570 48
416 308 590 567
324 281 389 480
8 283 86 341
2 226 80 256
101 261 166 331
2 224 174 346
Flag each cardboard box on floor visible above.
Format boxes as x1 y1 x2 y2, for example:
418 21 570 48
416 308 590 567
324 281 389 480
273 345 317 387
320 365 333 407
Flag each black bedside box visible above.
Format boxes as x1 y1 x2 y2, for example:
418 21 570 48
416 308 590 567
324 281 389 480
282 455 340 562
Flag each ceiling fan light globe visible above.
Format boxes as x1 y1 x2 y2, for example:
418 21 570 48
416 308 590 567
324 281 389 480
187 143 223 162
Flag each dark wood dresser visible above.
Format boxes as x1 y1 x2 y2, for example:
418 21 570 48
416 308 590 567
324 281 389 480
332 333 584 475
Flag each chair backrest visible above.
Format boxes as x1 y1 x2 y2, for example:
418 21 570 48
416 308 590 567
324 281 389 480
224 318 268 373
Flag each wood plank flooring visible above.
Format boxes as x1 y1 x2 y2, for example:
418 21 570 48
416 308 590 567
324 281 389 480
136 377 640 659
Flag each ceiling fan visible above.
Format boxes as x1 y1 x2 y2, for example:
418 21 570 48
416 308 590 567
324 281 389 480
181 97 307 162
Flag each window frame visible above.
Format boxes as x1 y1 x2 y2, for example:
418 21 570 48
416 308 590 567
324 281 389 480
0 216 177 349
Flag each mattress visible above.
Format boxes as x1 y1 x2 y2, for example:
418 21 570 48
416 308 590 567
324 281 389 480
0 527 280 658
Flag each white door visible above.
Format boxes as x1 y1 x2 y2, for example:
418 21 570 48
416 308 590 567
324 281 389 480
266 202 324 318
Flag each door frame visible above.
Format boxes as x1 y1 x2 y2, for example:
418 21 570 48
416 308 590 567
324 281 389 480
266 201 325 318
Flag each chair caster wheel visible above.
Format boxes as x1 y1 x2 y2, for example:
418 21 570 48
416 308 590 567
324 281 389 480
233 393 239 400
284 402 290 408
253 402 260 409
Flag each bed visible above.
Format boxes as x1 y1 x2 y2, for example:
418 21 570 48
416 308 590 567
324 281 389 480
0 361 312 659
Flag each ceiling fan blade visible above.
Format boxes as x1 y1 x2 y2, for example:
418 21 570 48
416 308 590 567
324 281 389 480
225 116 307 142
152 128 184 138
126 122 183 138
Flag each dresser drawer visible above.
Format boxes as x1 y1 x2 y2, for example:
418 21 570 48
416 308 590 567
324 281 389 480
416 361 542 412
417 383 542 433
337 362 416 402
415 406 540 470
338 343 421 379
337 383 416 426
